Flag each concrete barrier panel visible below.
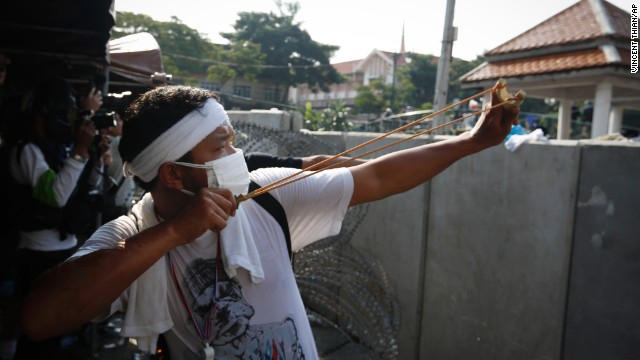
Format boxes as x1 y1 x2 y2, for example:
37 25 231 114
345 133 434 360
419 142 580 360
563 141 640 360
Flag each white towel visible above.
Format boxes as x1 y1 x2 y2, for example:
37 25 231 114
118 192 264 353
504 128 549 152
119 193 172 354
220 206 264 284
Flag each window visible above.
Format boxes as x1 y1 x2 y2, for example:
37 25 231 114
233 85 252 98
264 87 281 102
199 81 220 91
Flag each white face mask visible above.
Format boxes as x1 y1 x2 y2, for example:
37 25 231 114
174 149 250 196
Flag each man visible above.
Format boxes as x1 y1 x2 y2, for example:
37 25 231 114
20 84 518 359
5 76 108 359
101 111 138 223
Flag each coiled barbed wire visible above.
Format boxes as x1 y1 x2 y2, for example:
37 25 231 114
232 121 400 359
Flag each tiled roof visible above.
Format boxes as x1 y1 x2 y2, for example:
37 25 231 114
604 1 632 37
332 50 423 75
487 0 629 55
462 0 632 83
464 48 627 81
332 60 362 74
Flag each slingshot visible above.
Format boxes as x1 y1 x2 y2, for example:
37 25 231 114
235 78 526 204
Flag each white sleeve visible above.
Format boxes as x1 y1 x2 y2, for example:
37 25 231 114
250 167 354 251
12 143 86 206
70 215 138 258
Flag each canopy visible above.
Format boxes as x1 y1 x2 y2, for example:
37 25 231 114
108 32 166 88
0 0 115 89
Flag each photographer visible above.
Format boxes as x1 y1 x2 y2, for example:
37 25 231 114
4 76 108 359
100 98 138 224
73 107 115 243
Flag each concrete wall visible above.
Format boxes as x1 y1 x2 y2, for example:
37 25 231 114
228 109 303 131
563 142 640 360
310 132 640 360
229 110 639 359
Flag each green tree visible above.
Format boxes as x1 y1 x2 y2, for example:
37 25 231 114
304 100 353 131
113 12 266 86
221 1 344 104
397 53 438 109
113 12 215 76
354 79 392 115
449 55 485 100
206 42 266 87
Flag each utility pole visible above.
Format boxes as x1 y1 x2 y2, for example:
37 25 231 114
391 24 405 113
391 52 398 111
432 0 457 134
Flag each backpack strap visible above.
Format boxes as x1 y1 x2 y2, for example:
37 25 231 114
248 181 293 264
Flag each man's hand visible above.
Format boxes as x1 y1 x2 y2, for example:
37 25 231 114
168 188 237 246
71 120 96 159
79 87 103 112
469 88 521 150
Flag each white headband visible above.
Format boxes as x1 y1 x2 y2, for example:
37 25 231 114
125 98 229 182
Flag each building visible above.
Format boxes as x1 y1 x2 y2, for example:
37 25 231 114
289 49 410 110
460 0 640 139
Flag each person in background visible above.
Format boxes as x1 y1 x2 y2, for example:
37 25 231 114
19 85 518 359
7 76 108 360
0 52 18 360
101 109 138 224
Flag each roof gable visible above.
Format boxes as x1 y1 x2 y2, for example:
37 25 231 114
486 0 629 56
332 59 362 75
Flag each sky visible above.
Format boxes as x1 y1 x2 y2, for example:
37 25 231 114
114 0 634 63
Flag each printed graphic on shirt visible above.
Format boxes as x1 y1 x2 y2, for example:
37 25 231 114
182 257 305 359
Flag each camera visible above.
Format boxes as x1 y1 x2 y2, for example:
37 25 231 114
91 109 117 130
151 72 172 85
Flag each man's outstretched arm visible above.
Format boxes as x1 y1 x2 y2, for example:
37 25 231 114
349 88 519 206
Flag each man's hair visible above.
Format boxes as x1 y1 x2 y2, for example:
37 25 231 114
119 85 219 190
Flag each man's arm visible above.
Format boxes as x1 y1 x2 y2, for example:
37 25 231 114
20 187 237 340
349 89 518 206
20 222 178 340
300 154 367 169
244 152 366 172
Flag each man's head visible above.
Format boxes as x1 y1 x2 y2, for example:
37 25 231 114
26 77 78 145
120 85 229 190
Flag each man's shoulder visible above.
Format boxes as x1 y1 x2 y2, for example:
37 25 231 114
249 167 298 186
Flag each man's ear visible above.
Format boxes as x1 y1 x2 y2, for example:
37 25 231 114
157 162 184 190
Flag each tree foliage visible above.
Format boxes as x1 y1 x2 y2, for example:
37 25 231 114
304 100 353 131
221 1 343 103
112 12 216 76
449 55 485 99
206 42 266 87
397 53 439 110
354 79 392 115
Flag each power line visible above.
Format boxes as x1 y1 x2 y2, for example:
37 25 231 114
164 52 335 69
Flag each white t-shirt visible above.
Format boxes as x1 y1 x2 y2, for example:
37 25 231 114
9 143 85 251
106 136 136 209
73 167 354 359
